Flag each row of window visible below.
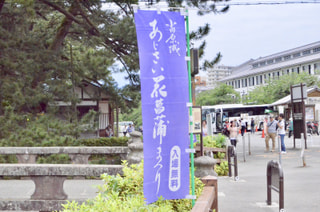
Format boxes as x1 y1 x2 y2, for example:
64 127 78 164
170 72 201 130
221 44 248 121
252 46 320 68
227 63 319 89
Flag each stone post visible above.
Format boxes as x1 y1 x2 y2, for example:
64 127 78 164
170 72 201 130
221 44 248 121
194 156 218 178
127 131 143 165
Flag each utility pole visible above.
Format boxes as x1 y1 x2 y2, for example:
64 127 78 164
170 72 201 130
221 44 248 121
190 48 199 105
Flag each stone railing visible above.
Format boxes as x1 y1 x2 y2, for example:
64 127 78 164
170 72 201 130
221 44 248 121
0 146 130 212
0 146 128 164
0 163 122 212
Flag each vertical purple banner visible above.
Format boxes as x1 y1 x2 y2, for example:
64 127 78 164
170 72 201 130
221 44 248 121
134 10 190 204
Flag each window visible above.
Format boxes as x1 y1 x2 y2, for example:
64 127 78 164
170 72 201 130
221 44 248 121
313 47 320 53
275 57 282 62
256 76 259 85
303 50 311 55
252 77 255 86
267 59 274 64
284 55 291 60
297 67 300 74
259 61 266 66
260 75 263 84
252 63 259 68
293 52 300 58
308 65 311 74
287 69 290 74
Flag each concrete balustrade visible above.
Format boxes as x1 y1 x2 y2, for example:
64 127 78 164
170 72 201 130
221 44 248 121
0 146 127 211
0 146 129 164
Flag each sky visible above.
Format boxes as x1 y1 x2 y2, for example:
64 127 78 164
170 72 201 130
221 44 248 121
114 1 320 86
188 1 320 69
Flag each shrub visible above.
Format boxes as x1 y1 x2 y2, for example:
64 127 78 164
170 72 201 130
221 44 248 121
201 134 227 148
214 161 229 176
61 161 205 212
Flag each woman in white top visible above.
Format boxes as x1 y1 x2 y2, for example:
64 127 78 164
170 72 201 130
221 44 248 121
202 120 208 137
277 113 286 153
228 120 240 147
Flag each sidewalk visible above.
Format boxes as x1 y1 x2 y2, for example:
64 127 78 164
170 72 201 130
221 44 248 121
217 132 320 212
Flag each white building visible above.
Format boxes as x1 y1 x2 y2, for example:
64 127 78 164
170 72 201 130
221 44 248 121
206 65 233 88
219 41 320 94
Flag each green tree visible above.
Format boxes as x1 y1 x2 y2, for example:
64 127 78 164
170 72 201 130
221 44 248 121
196 84 240 106
0 0 230 143
248 72 320 104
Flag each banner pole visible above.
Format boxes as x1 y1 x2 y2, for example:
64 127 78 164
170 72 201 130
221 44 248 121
185 9 195 207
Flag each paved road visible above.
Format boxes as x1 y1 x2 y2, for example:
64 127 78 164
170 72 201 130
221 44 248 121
218 132 320 212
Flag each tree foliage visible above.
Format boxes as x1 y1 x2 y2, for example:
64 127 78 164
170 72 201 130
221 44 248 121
196 83 240 106
0 0 230 144
1 0 229 114
248 72 320 104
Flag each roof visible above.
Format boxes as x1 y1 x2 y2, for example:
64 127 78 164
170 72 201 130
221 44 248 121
220 41 320 82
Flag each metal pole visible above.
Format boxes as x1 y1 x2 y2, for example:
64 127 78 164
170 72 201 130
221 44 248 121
228 146 232 177
266 165 272 205
278 134 282 165
279 174 284 210
248 133 251 155
185 10 195 206
301 133 306 167
242 135 246 162
234 150 239 181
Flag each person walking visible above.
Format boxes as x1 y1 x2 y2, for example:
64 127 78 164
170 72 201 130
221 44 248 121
127 123 135 134
265 115 278 152
250 118 255 134
202 120 208 137
228 120 240 147
240 118 246 136
123 124 127 137
277 113 286 154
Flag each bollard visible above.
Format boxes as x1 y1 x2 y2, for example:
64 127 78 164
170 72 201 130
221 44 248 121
247 133 251 155
266 160 284 211
227 146 238 181
278 134 282 165
301 133 306 167
242 135 246 162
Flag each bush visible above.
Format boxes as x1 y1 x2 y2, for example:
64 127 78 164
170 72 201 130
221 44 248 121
61 161 205 212
201 134 227 148
0 108 129 163
214 161 229 176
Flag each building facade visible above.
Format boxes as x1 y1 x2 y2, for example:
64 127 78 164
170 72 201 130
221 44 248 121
195 75 207 87
207 65 233 88
219 41 320 94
